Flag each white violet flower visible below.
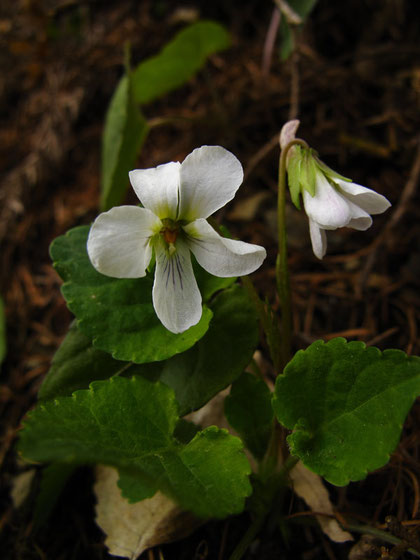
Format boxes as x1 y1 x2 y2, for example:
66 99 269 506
280 120 391 259
87 146 266 333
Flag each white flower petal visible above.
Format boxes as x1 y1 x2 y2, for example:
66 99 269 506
303 173 352 230
129 161 181 219
152 238 202 333
178 146 244 221
87 206 161 278
308 219 327 259
347 216 372 230
184 219 266 277
335 179 391 215
344 199 372 230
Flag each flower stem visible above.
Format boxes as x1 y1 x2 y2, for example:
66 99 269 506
227 514 265 560
276 138 309 370
228 455 299 560
241 276 281 373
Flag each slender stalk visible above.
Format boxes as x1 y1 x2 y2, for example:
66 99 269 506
241 276 281 373
206 216 282 372
345 523 420 558
228 455 299 560
228 514 265 560
276 138 309 369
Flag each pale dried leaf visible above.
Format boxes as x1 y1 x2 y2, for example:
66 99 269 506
290 461 353 543
10 469 35 509
228 191 270 221
186 387 231 429
94 466 199 559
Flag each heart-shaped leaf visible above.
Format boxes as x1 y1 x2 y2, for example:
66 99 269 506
38 322 128 401
133 284 259 415
20 376 252 518
39 284 250 412
273 338 420 485
50 226 218 364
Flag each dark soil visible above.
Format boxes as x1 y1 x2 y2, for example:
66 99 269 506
1 1 419 559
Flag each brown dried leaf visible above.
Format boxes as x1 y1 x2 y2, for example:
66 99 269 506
290 461 353 543
94 466 200 559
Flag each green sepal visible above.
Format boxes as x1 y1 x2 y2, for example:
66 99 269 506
315 156 352 183
299 149 318 197
287 148 303 209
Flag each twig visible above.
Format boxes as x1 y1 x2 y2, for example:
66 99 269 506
244 134 279 180
288 47 300 120
262 7 281 77
365 327 399 347
346 522 420 558
274 0 303 25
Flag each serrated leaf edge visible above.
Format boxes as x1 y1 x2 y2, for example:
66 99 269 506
277 338 420 485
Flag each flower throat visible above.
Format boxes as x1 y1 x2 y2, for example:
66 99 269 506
161 218 179 246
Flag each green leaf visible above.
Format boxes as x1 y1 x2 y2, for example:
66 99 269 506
50 226 213 364
279 18 294 61
101 74 149 211
33 463 76 531
134 284 259 415
0 294 6 365
38 284 257 415
100 21 230 210
38 322 130 401
131 21 230 105
173 419 201 444
225 372 273 460
278 0 318 60
19 376 252 518
273 338 420 486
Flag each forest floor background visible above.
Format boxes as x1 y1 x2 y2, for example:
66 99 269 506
1 1 420 559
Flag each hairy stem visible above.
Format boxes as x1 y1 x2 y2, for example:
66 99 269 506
276 137 309 369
